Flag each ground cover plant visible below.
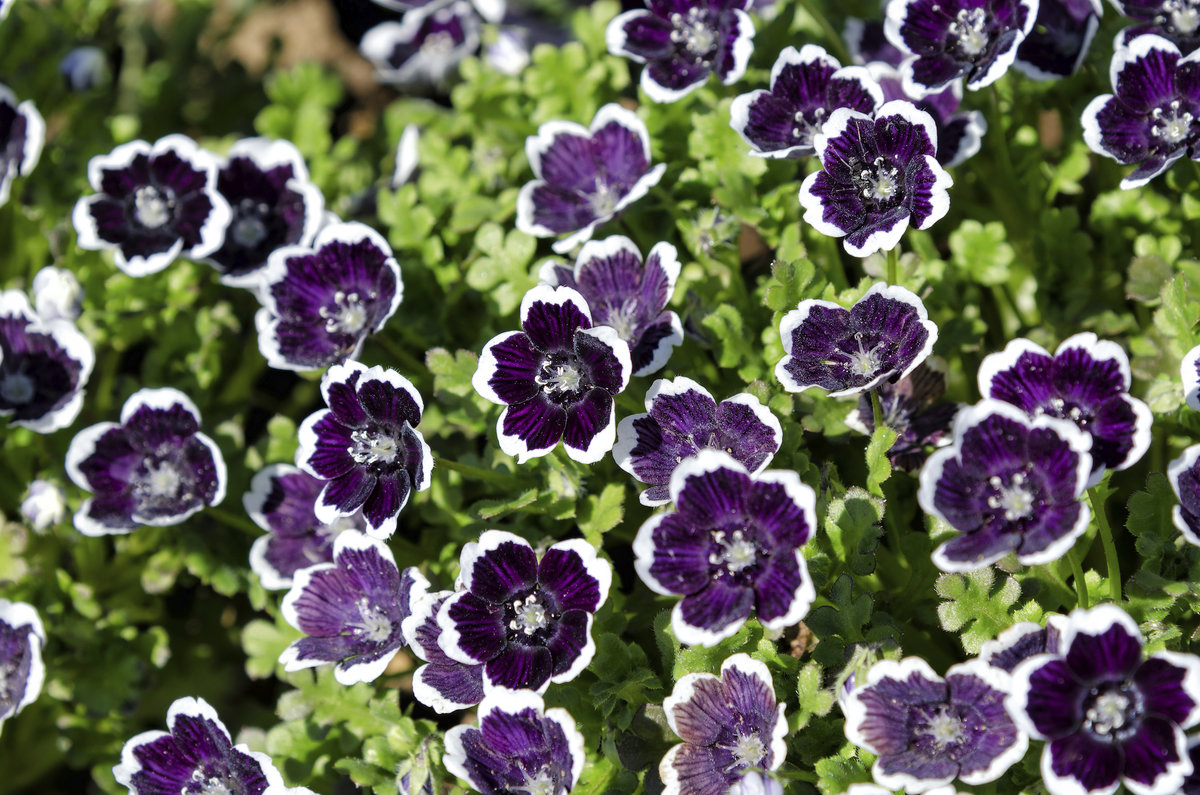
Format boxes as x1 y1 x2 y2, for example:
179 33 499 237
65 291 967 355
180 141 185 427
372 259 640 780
7 0 1200 793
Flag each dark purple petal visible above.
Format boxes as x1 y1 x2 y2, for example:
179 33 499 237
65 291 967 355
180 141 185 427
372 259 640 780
538 547 605 613
321 468 377 515
544 609 590 678
677 579 755 637
484 643 554 690
1066 622 1144 683
1121 716 1185 789
644 514 720 596
537 131 599 193
500 397 567 456
444 592 507 664
482 332 542 406
1046 732 1122 792
469 539 539 604
562 389 613 454
523 295 590 353
672 675 738 746
665 744 738 795
617 12 675 60
1136 656 1197 725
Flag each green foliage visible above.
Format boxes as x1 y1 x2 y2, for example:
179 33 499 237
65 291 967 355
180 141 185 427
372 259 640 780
935 568 1031 654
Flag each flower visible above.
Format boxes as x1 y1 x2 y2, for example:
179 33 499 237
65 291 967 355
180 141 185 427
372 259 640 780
1082 34 1200 189
0 83 43 207
730 44 883 159
845 362 960 472
437 530 611 692
614 376 782 506
279 530 428 684
473 285 631 464
516 104 667 254
1114 0 1200 54
444 689 586 795
1009 605 1200 795
843 657 1028 793
1184 342 1200 410
31 266 83 322
392 124 420 189
113 696 286 795
72 134 232 276
865 62 988 167
799 101 953 257
978 615 1066 675
244 463 366 590
486 27 531 75
1168 444 1200 547
369 0 505 23
775 283 938 397
537 235 683 376
633 450 817 646
20 479 66 532
660 653 787 795
0 600 45 735
360 2 481 86
403 590 486 712
295 361 432 539
731 771 786 795
918 400 1093 571
59 46 110 91
978 332 1152 484
1013 0 1102 80
255 222 403 372
845 17 908 65
65 387 227 535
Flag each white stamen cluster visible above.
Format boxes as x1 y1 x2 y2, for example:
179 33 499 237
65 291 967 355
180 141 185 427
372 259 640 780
727 732 767 769
587 181 620 219
924 706 965 747
142 460 183 499
231 198 271 247
669 7 716 58
791 106 827 143
132 184 174 229
986 473 1035 521
1150 99 1194 145
536 357 584 395
422 30 457 56
709 529 759 573
855 156 902 202
513 769 559 795
509 593 550 635
351 596 394 643
319 290 370 335
845 332 886 378
1160 0 1200 34
947 7 990 58
189 768 235 795
1083 684 1140 739
349 428 400 466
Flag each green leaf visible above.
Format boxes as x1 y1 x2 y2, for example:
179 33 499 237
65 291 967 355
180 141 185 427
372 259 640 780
815 747 872 795
865 424 898 497
578 482 625 547
1127 255 1173 303
823 486 885 576
805 576 873 667
794 662 836 731
241 617 300 680
700 304 762 382
949 220 1015 286
934 568 1024 654
763 258 821 313
425 347 479 398
1154 274 1200 358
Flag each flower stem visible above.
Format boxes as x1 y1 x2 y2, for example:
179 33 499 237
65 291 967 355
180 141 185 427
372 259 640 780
206 506 261 537
1067 543 1089 609
795 0 851 64
373 332 427 377
871 388 885 432
988 85 1016 178
1088 483 1122 603
886 246 899 285
435 457 529 489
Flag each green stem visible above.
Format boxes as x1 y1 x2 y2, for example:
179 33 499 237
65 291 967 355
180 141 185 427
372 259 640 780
886 246 899 286
373 332 427 376
1089 485 1122 603
795 0 851 64
988 85 1015 178
1068 543 1090 609
206 506 262 537
871 388 885 433
435 457 530 489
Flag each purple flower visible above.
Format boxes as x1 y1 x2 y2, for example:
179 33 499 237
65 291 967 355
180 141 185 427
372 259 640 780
978 615 1066 675
884 0 1038 96
775 283 938 397
437 530 611 692
1184 342 1200 411
843 657 1028 793
403 590 486 712
113 696 286 795
360 2 481 86
1114 0 1200 54
255 222 403 372
1169 444 1200 547
296 361 431 539
59 46 110 92
606 0 755 103
65 388 227 536
538 235 683 376
72 134 232 276
244 463 366 590
0 600 44 735
1082 34 1200 189
866 62 989 167
0 83 43 208
473 285 632 464
1010 605 1200 795
730 44 884 159
369 0 505 23
444 689 586 795
516 104 667 254
633 450 817 646
917 400 1093 571
660 653 787 795
799 101 953 257
614 376 782 506
845 363 960 472
1013 0 1102 80
978 333 1152 484
279 530 428 684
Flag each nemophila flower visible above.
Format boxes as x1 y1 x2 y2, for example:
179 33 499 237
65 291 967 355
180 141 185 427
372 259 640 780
633 450 817 646
369 0 505 23
0 84 43 208
660 653 787 795
979 615 1066 674
1082 34 1200 189
0 1 10 22
31 266 83 322
866 62 988 167
473 285 631 464
799 101 953 257
20 479 66 532
1114 0 1200 54
1013 0 1102 79
846 363 960 472
444 689 586 795
59 46 110 91
537 235 683 376
392 124 420 189
244 463 366 590
614 376 782 506
845 17 909 65
403 590 486 712
296 361 431 539
437 530 612 692
73 134 232 276
776 283 938 397
977 332 1152 484
1169 445 1200 547
1010 604 1200 795
918 400 1093 571
279 531 428 684
113 696 286 795
360 2 481 86
255 222 402 371
1184 343 1200 410
486 27 531 75
606 0 755 103
844 657 1028 793
0 600 44 735
0 290 95 433
516 104 666 254
729 45 884 159
883 0 1038 96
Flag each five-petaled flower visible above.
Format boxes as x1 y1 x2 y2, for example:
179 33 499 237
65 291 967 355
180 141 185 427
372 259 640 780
0 83 44 208
1114 0 1200 55
1169 444 1200 547
1013 0 1102 80
360 1 482 86
0 600 45 735
865 62 989 167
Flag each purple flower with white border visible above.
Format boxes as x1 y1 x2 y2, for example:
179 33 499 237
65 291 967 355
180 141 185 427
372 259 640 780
113 696 286 795
296 361 431 539
731 771 785 795
0 83 44 208
799 100 953 257
660 653 787 795
65 388 227 535
444 688 586 795
255 221 402 372
279 530 428 684
486 27 531 75
843 657 1028 793
20 479 66 532
72 134 232 276
0 600 44 735
979 615 1066 675
1082 34 1200 189
0 1 11 22
978 332 1153 484
537 235 683 376
606 0 755 103
866 62 989 167
31 266 83 322
370 0 505 24
59 46 110 92
437 530 612 693
633 450 817 646
776 283 938 398
403 590 486 712
1184 342 1200 410
360 2 481 86
473 285 631 464
614 376 782 506
516 104 667 254
1168 444 1200 547
883 0 1038 96
846 17 910 65
730 45 884 159
1010 604 1200 795
1114 0 1200 54
244 463 366 590
1013 0 1102 80
846 363 960 472
918 399 1093 571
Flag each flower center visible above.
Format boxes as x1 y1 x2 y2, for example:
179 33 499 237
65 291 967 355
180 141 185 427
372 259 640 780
1151 100 1194 145
1082 682 1143 742
588 181 620 219
0 369 34 405
669 7 717 58
948 7 990 58
709 529 760 574
509 593 550 635
536 354 588 399
1034 396 1088 426
840 332 886 378
922 706 965 748
854 157 903 205
422 30 457 56
1161 0 1200 33
350 597 394 643
188 767 238 795
513 769 559 795
791 106 827 144
143 461 182 499
987 473 1035 521
728 732 767 769
604 298 640 341
319 290 370 335
350 428 400 466
133 184 174 229
231 212 268 248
